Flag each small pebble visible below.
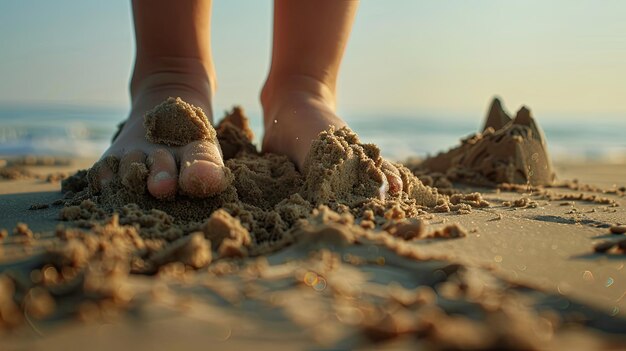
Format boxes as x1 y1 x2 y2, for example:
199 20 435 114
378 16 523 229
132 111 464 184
609 225 626 235
29 203 50 211
594 241 616 253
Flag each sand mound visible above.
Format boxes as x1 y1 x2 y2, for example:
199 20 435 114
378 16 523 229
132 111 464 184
413 97 555 186
302 127 438 208
215 106 257 160
61 98 445 259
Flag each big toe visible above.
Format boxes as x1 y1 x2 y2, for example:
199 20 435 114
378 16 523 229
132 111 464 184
179 140 230 197
382 160 403 195
147 148 178 199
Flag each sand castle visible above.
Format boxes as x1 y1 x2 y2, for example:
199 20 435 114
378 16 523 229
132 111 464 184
417 97 555 186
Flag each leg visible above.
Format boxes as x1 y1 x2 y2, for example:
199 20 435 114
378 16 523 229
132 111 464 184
97 0 228 199
261 0 401 191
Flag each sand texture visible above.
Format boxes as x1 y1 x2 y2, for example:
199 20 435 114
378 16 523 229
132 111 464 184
1 98 625 350
62 100 443 261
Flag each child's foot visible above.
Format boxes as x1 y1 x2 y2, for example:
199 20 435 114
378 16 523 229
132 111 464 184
95 60 228 199
261 79 403 194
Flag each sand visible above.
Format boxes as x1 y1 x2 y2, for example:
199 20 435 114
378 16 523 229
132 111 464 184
66 100 443 260
1 97 625 350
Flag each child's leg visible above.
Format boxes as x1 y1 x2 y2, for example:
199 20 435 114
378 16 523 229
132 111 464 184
261 0 401 191
97 0 228 199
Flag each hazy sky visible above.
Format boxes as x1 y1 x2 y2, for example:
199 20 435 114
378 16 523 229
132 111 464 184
1 0 625 119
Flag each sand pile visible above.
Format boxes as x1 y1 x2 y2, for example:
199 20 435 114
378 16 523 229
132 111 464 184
411 97 555 187
58 97 467 262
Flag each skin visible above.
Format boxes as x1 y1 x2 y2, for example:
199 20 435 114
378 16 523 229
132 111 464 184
97 0 402 199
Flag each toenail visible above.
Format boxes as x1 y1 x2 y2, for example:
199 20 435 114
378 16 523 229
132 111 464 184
378 175 389 201
153 171 172 182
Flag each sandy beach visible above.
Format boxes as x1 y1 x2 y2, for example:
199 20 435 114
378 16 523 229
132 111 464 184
3 0 626 348
1 159 625 350
1 100 625 350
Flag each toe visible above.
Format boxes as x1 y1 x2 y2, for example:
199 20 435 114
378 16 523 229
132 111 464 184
179 140 230 197
382 160 403 195
88 155 118 194
119 150 148 193
119 150 146 174
147 148 178 199
97 165 114 190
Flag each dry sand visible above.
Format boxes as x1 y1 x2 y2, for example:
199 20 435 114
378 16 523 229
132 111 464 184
1 98 625 350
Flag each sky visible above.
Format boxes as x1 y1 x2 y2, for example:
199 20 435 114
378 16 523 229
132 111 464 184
0 0 625 120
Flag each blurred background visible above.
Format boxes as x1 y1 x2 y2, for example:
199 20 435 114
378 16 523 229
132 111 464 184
0 0 625 162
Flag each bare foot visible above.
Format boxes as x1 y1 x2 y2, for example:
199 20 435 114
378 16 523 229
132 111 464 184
261 79 403 194
95 60 228 199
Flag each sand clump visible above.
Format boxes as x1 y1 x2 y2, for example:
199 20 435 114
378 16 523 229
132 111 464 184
410 97 555 187
429 223 468 239
0 216 153 329
503 196 539 208
383 218 425 240
0 166 35 180
14 222 34 239
0 156 72 182
215 106 257 159
29 203 50 210
431 192 489 214
144 97 216 146
147 232 212 269
594 225 626 255
202 209 252 258
382 219 468 240
594 238 626 255
610 225 626 235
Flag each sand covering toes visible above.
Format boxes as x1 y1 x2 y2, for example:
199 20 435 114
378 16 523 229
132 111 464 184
64 107 445 259
418 97 555 186
302 127 438 208
215 106 257 160
144 97 217 146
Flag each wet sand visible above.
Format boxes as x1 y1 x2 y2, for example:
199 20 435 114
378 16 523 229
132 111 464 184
1 100 626 350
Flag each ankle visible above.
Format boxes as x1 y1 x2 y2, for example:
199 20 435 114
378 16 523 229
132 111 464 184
261 74 337 122
130 57 216 121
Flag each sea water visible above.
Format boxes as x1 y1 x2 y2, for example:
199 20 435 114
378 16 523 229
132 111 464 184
0 105 624 163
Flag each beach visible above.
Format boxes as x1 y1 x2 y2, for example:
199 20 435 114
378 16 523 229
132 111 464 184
1 101 625 350
3 0 626 348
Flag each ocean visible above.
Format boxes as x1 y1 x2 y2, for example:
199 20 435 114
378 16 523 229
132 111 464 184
0 105 624 164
